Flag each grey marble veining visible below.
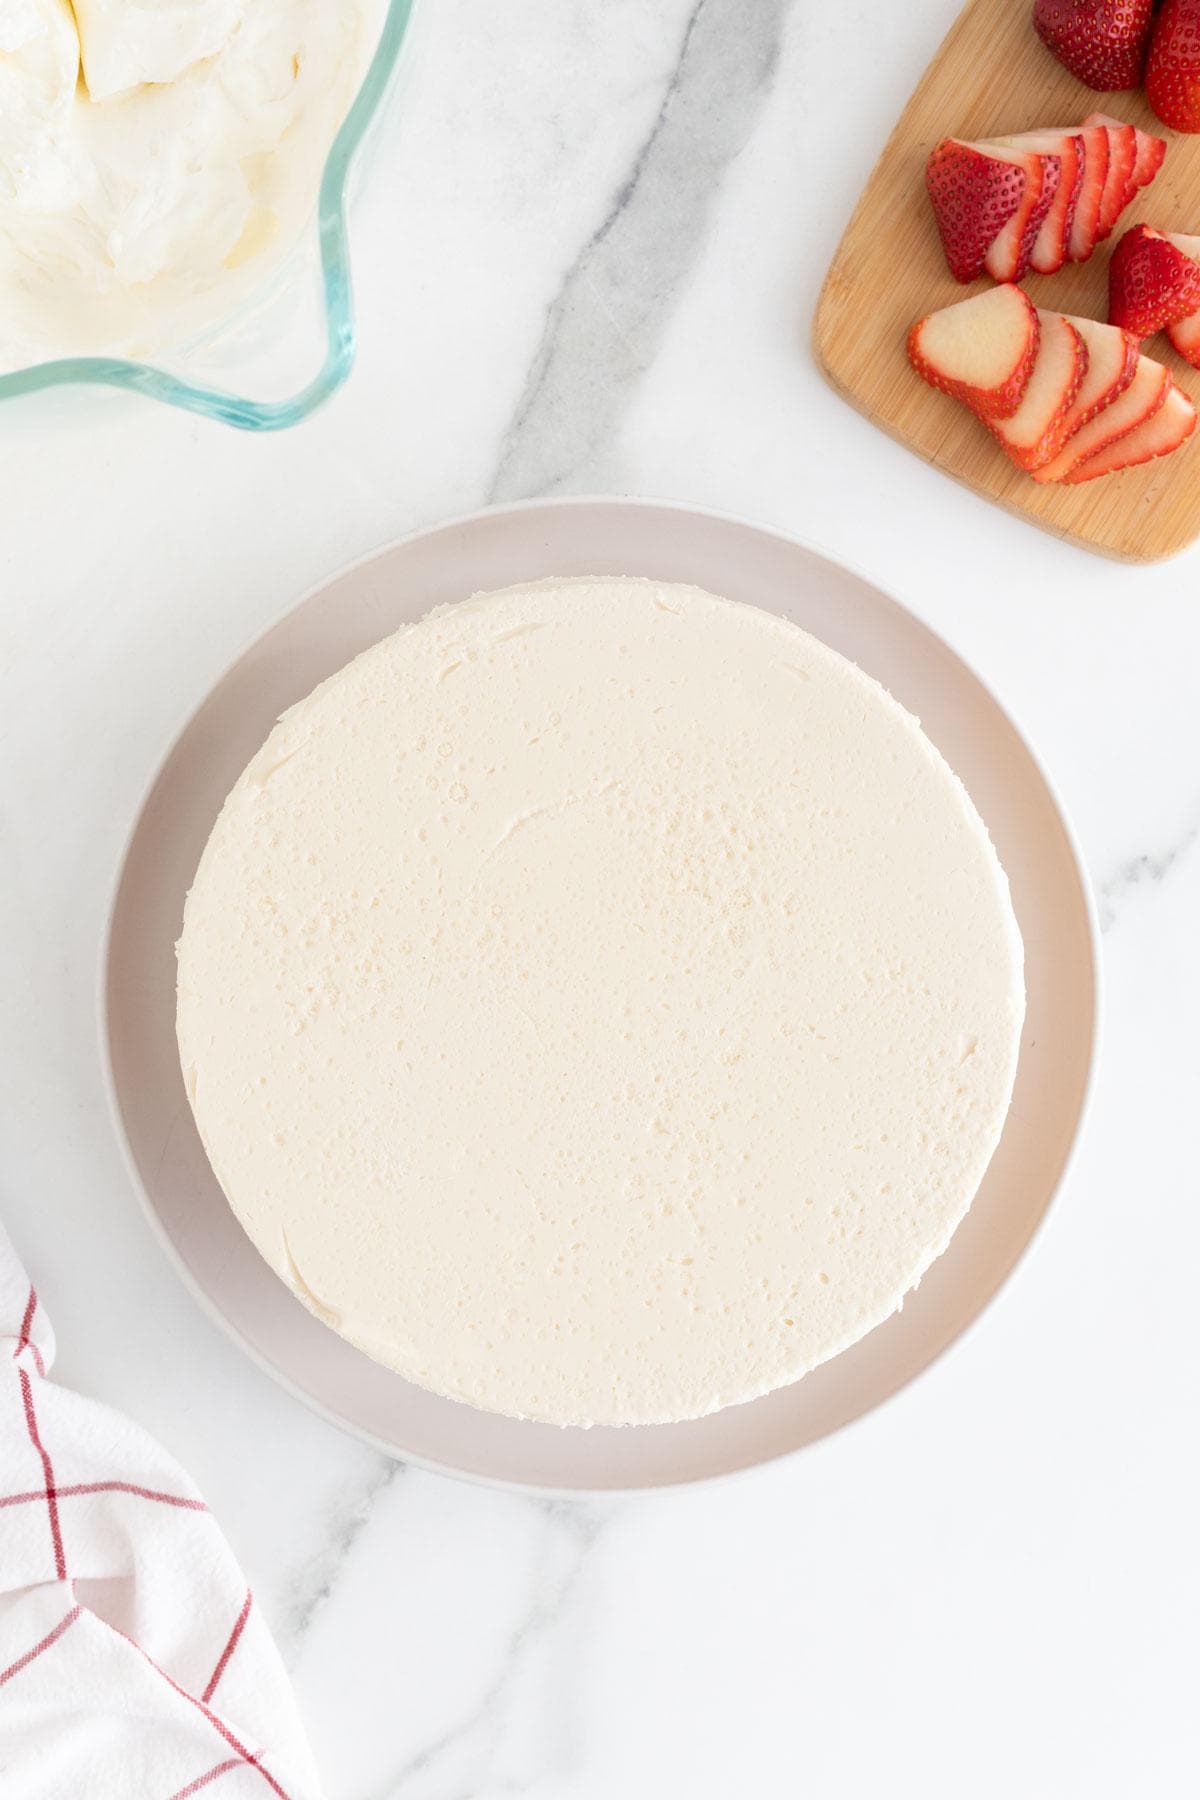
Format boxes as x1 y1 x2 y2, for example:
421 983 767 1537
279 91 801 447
490 0 793 501
280 1454 406 1663
369 1500 609 1800
1097 798 1200 932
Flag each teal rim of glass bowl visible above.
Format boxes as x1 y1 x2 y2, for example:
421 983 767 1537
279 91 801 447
0 0 416 432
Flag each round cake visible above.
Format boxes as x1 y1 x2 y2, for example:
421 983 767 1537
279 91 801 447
176 577 1025 1427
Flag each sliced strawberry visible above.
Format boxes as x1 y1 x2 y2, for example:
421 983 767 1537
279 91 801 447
1146 0 1200 134
924 139 1030 283
1017 158 1063 281
909 286 1040 419
1056 314 1140 435
1095 122 1138 239
1131 127 1168 191
985 154 1061 282
1166 306 1200 365
1062 382 1196 480
1084 114 1167 203
1068 124 1111 262
989 313 1088 470
1033 353 1171 481
1034 0 1155 90
993 132 1085 274
1108 224 1200 337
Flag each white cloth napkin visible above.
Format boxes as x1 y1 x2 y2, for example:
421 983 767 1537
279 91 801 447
0 1223 323 1799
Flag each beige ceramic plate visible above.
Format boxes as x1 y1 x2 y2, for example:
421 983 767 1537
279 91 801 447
101 499 1099 1493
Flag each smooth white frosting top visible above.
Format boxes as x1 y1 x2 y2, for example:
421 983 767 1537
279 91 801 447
0 0 381 371
177 578 1025 1428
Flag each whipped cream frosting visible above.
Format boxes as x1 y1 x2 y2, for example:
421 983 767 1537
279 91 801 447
177 578 1025 1428
0 0 381 371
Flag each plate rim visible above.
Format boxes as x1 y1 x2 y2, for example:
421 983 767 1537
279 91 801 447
96 495 1104 1496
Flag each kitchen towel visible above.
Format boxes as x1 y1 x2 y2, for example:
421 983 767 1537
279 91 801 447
0 1222 322 1799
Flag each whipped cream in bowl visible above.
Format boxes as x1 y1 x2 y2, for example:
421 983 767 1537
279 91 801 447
0 0 409 425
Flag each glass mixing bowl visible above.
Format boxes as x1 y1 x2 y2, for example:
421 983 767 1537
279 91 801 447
0 0 419 431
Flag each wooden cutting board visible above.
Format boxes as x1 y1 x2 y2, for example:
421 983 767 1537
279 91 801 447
814 0 1200 563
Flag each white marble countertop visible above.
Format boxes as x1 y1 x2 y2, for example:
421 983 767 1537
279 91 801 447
2 1 1198 1793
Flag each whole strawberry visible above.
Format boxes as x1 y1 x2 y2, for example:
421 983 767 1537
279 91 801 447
1147 0 1200 132
1033 0 1155 89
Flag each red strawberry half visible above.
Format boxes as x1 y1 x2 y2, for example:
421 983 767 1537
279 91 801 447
1147 0 1200 133
1033 0 1155 90
1109 224 1200 337
925 139 1030 282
